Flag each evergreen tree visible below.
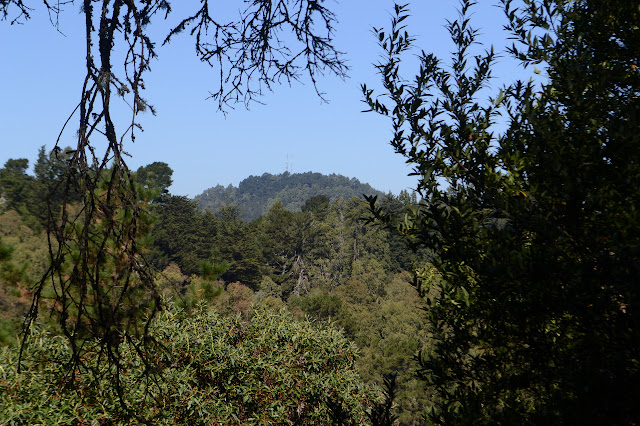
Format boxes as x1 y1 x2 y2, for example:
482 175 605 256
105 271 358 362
135 161 173 197
148 195 210 274
214 204 263 289
0 159 37 222
32 146 82 226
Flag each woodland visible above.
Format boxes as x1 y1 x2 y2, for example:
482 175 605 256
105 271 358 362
193 172 385 222
0 152 430 423
1 0 639 424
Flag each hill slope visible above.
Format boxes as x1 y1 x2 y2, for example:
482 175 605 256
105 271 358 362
193 172 385 221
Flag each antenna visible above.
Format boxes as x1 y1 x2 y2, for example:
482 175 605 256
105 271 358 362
286 154 293 173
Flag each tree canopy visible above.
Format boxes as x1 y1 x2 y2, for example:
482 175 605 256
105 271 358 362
365 0 640 423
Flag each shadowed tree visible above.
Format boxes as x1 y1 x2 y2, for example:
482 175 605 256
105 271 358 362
365 1 640 423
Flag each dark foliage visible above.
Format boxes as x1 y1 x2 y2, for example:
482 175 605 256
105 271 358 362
365 0 640 423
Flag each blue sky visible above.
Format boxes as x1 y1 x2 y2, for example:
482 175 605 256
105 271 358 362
0 1 527 197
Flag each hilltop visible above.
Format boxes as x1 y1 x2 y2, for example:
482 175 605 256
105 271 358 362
193 171 386 221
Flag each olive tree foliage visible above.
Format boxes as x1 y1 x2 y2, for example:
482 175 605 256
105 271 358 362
365 0 639 423
2 0 347 413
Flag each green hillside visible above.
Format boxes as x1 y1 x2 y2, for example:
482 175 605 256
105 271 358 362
193 171 386 221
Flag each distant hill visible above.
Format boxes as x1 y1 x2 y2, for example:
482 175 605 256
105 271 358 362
193 172 386 221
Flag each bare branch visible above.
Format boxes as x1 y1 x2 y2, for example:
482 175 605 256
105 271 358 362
164 0 348 109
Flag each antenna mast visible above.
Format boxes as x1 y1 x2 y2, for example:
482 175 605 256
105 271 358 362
286 154 293 173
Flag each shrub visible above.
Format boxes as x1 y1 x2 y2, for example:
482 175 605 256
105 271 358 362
1 305 378 424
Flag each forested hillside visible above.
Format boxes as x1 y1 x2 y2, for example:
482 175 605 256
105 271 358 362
0 151 430 424
194 171 386 221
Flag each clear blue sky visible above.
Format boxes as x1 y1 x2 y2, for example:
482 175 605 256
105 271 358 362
0 1 526 197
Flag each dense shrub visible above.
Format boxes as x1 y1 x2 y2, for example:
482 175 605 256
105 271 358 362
0 305 378 424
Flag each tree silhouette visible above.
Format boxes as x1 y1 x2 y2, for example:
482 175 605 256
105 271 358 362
365 0 640 422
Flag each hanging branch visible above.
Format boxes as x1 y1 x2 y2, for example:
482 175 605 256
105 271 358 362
164 0 348 109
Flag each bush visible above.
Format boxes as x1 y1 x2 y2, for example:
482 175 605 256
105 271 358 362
1 305 379 424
